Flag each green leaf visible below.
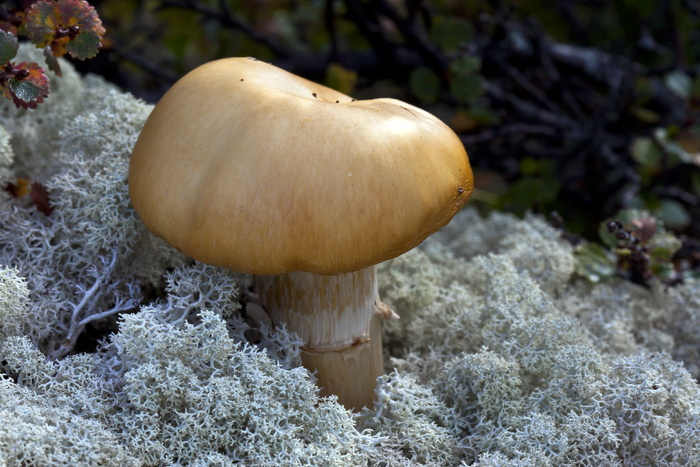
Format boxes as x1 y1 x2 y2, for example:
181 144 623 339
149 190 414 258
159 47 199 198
0 29 18 63
653 128 692 167
10 79 42 102
651 261 676 281
574 242 617 283
449 74 483 104
43 46 62 77
653 199 691 231
630 137 663 170
648 231 682 263
409 67 440 103
449 56 481 77
431 16 473 51
598 219 621 249
66 31 102 60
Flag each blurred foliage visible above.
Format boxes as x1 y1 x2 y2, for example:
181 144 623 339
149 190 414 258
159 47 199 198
59 0 700 278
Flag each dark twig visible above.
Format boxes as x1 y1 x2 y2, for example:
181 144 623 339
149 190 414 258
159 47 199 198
111 45 180 85
460 123 560 145
374 0 447 74
654 186 700 207
490 54 563 115
485 81 579 133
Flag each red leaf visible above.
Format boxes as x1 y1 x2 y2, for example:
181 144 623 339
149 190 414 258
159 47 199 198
0 29 18 63
7 61 49 109
3 178 53 215
25 0 105 59
24 1 55 48
29 181 53 215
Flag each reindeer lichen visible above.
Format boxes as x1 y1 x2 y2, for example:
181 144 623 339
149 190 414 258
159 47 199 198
0 44 698 466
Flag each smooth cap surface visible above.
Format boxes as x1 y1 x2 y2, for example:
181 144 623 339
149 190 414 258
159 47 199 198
129 57 473 275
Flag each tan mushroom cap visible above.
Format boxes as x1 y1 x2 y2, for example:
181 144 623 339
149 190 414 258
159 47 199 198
129 57 473 275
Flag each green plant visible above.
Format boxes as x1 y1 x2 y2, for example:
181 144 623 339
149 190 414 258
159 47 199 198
574 209 684 286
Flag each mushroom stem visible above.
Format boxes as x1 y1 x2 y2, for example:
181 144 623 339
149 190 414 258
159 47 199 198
253 266 397 410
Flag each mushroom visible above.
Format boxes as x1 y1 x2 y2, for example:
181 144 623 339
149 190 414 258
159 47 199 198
128 57 473 410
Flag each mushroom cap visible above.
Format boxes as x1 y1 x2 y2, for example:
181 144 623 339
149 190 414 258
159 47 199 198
129 57 473 275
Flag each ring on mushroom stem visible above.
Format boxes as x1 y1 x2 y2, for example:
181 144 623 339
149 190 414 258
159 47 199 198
128 56 473 411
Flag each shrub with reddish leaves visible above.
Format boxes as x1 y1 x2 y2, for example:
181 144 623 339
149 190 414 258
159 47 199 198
0 0 103 109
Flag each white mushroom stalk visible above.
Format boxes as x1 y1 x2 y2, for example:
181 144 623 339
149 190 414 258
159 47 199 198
254 267 397 410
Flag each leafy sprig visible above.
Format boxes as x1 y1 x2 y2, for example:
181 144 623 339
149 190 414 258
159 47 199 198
573 209 684 287
0 0 103 109
0 60 49 109
24 0 105 61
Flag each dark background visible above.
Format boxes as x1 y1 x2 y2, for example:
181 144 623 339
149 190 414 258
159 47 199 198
59 0 700 260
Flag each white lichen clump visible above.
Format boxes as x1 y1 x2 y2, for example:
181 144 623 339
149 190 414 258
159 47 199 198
0 44 699 466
